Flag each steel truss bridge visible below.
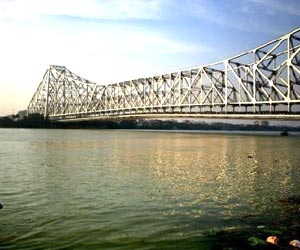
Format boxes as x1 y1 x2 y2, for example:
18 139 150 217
28 28 300 121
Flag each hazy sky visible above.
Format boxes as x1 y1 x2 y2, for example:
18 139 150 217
0 0 299 115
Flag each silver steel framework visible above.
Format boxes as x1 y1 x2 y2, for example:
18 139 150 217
28 28 300 121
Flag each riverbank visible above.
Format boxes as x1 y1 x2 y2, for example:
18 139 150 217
1 113 300 132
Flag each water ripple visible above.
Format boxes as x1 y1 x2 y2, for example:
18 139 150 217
1 129 300 249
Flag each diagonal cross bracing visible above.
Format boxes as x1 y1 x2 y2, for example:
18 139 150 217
27 28 300 120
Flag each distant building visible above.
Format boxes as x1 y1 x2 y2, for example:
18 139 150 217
261 121 269 127
254 120 269 127
17 110 27 119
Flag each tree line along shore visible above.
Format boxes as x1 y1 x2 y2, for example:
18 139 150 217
0 112 299 132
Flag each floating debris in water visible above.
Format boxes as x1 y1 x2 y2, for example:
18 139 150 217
289 240 300 248
266 235 279 245
0 203 3 210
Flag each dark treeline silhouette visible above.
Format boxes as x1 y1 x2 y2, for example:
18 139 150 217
0 113 49 128
1 113 300 132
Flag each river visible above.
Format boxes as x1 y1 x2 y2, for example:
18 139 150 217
0 129 300 249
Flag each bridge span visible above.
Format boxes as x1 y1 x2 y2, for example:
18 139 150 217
28 28 300 121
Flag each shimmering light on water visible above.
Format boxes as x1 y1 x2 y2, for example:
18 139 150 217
0 129 300 249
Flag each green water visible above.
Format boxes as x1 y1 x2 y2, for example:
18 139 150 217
0 129 300 249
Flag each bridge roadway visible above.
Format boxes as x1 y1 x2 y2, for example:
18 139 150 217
28 28 300 121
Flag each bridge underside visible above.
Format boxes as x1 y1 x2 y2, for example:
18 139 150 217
28 28 300 121
57 113 300 123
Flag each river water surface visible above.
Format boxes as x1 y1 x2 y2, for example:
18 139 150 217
0 129 300 249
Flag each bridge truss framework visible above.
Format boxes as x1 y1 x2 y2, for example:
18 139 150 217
28 28 300 121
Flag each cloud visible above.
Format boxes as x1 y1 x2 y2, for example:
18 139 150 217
185 0 298 35
249 0 300 16
0 19 209 115
0 0 167 21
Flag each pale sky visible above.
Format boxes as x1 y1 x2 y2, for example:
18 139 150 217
0 0 299 116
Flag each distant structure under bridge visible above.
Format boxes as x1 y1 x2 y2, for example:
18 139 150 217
28 28 300 121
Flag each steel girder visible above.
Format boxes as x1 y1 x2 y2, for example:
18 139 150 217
27 28 300 120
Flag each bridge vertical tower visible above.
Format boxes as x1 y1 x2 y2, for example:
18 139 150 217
44 68 51 118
